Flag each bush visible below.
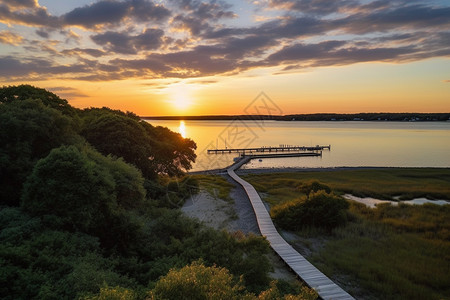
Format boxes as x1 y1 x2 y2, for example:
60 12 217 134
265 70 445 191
149 261 247 300
298 180 331 195
271 190 349 231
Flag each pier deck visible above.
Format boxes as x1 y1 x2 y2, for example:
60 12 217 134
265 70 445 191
227 158 354 300
208 145 330 154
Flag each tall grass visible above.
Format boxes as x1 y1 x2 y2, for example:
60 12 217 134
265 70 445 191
244 169 450 299
312 202 450 300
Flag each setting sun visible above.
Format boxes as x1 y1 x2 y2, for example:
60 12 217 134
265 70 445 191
169 83 193 113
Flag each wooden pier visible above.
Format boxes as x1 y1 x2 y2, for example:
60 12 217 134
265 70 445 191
240 152 321 159
208 145 330 154
227 158 354 300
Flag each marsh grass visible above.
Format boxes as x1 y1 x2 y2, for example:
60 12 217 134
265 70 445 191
191 175 234 202
310 202 450 300
244 169 450 299
243 168 450 201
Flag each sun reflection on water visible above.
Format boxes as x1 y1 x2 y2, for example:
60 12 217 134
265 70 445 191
179 120 186 138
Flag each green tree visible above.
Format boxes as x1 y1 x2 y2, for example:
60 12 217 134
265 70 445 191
81 108 196 179
0 84 76 116
21 145 146 251
0 99 74 206
144 124 197 177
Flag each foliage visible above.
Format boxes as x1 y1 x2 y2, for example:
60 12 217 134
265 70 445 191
21 144 146 251
0 84 76 116
271 190 349 231
160 175 200 207
298 180 331 196
257 281 318 300
149 261 248 300
81 108 196 179
0 99 75 206
148 262 317 300
0 207 135 299
144 124 197 177
83 286 136 300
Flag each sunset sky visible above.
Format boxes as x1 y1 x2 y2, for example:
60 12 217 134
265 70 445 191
0 0 449 116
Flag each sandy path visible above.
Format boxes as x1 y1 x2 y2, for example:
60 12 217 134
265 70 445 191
182 174 295 280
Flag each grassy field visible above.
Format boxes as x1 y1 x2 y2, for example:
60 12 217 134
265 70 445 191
243 168 450 300
242 168 450 204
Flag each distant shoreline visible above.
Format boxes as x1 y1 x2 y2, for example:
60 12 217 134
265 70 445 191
142 113 450 122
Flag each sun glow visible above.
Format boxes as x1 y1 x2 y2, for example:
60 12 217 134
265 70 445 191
169 83 193 113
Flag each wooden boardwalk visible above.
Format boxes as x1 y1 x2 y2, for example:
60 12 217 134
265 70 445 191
227 159 354 300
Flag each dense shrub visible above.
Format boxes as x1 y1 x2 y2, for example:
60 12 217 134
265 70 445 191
298 180 331 195
149 261 246 300
271 190 349 231
21 144 146 251
0 99 75 206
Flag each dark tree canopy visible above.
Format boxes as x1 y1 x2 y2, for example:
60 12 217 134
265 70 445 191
0 84 76 116
21 144 146 251
81 108 196 178
0 99 75 206
145 123 197 177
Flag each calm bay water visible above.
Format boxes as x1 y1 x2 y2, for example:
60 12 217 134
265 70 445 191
146 120 450 171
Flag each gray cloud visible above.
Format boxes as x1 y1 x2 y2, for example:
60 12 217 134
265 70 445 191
0 56 89 79
61 48 107 58
62 0 170 29
336 4 450 34
35 29 49 38
170 0 235 36
0 3 60 27
268 0 359 15
91 28 164 54
6 0 39 9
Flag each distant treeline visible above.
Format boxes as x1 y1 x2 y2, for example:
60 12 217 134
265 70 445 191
143 113 450 122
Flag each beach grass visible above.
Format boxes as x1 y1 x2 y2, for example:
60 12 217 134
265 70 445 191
192 174 234 202
243 168 450 299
